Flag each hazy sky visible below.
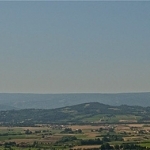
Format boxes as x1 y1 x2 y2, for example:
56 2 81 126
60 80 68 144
0 2 150 93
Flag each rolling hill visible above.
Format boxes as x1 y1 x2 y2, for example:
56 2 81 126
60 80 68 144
0 93 150 110
0 102 150 125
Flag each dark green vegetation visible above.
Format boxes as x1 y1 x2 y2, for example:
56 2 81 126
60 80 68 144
0 102 150 125
0 93 150 110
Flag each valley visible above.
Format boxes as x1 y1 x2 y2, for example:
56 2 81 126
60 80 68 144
0 102 150 149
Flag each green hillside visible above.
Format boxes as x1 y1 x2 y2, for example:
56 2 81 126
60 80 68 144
0 102 150 126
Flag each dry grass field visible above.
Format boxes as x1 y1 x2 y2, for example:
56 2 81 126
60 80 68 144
73 145 101 149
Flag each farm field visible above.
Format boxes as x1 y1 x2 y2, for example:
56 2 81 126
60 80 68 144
0 123 150 150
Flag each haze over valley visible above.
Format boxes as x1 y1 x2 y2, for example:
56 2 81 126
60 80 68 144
0 92 150 110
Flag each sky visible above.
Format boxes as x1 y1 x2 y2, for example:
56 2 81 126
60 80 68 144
0 2 150 93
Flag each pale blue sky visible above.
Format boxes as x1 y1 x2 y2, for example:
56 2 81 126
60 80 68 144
0 2 150 93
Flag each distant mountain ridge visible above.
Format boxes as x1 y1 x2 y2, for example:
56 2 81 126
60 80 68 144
0 93 150 110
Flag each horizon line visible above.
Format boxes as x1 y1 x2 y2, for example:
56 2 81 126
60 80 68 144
0 92 150 94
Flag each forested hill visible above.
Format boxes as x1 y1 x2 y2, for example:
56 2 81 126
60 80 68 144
0 102 150 125
0 92 150 110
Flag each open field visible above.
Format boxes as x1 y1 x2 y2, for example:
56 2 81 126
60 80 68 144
73 145 101 149
0 123 150 149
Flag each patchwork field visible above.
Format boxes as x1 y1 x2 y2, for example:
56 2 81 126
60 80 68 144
0 123 150 149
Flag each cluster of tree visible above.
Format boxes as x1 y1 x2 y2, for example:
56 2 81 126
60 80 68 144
100 143 114 150
114 143 150 150
102 134 123 142
25 129 32 134
4 142 16 149
4 142 16 146
56 136 77 143
100 143 150 150
119 143 149 150
61 128 82 134
61 128 74 134
70 148 99 150
0 132 22 136
80 138 103 145
96 127 114 133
